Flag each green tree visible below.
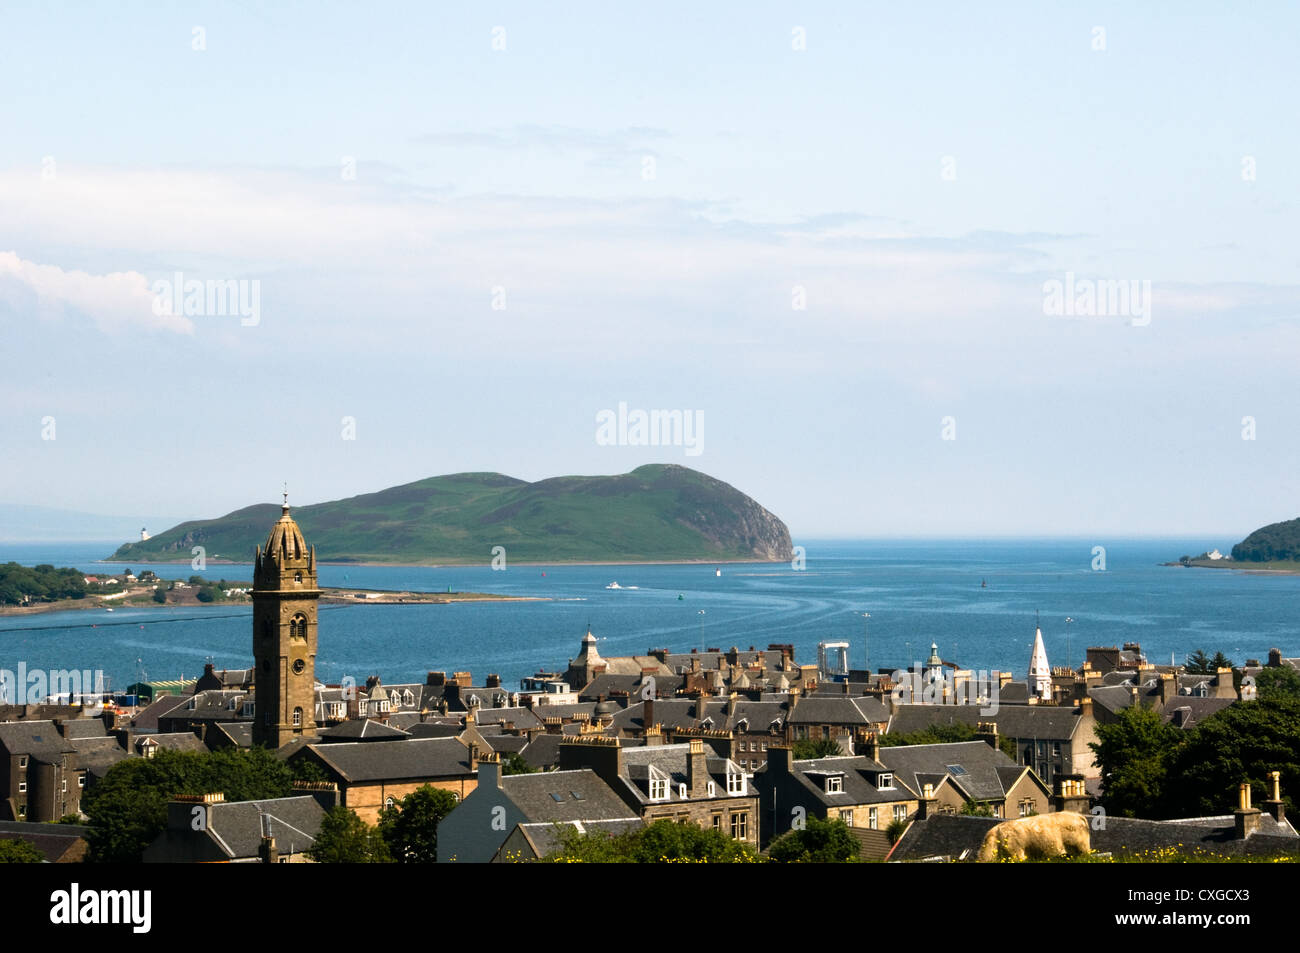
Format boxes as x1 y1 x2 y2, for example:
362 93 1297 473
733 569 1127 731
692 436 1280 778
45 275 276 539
501 752 537 775
542 819 760 863
1089 704 1184 818
0 840 44 863
152 587 167 604
81 747 293 862
960 800 996 817
195 588 215 603
308 806 391 863
1210 652 1234 672
188 575 204 585
1186 649 1213 674
1162 697 1300 818
792 737 845 759
1254 667 1300 702
768 816 859 862
377 785 459 862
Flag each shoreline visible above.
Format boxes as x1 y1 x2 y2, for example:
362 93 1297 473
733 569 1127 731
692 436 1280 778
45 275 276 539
0 587 542 618
1162 561 1300 577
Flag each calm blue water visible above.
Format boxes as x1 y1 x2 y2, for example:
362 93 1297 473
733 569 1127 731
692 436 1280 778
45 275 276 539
1 539 1295 692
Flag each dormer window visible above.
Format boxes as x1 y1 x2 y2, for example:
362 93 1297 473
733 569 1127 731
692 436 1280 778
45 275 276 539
727 773 745 795
679 783 688 799
650 778 668 800
826 775 843 794
878 773 894 790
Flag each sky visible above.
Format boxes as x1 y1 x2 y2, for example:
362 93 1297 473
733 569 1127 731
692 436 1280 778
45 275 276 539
1 2 1298 541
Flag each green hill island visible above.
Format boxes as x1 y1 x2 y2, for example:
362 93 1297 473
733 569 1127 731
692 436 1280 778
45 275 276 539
107 464 794 566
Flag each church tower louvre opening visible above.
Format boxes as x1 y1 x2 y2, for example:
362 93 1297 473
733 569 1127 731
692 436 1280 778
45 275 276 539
251 493 320 748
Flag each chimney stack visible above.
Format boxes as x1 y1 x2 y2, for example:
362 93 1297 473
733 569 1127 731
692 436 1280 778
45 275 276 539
688 738 710 797
1263 770 1286 823
643 697 655 733
1234 781 1262 839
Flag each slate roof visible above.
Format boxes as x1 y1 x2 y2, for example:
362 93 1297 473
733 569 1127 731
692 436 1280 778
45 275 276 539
788 695 889 726
1162 698 1234 729
205 796 325 859
130 694 194 733
502 769 638 823
578 673 684 703
0 821 90 862
517 734 565 771
530 702 600 720
68 736 129 777
136 732 207 753
618 744 748 804
55 718 108 740
474 707 543 731
0 720 76 762
156 689 251 724
483 734 529 756
887 814 1001 861
303 737 473 783
317 719 410 742
887 704 1080 740
209 722 252 748
611 699 702 733
662 648 790 674
1093 814 1299 859
877 741 1038 803
767 754 918 807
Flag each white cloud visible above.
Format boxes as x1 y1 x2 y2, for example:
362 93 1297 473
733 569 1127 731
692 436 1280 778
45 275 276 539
0 251 193 335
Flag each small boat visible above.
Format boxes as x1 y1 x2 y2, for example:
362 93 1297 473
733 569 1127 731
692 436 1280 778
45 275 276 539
980 579 987 589
715 568 721 577
605 582 622 590
105 608 114 612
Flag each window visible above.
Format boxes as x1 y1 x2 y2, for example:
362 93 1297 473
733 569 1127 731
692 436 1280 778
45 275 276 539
826 775 843 794
62 779 67 792
292 707 303 727
77 776 85 788
893 804 908 823
18 757 27 769
1052 742 1061 757
878 773 894 790
868 807 878 829
385 797 395 809
18 782 26 793
839 809 854 824
760 741 767 751
711 813 722 829
707 781 716 797
650 778 668 800
727 773 745 795
679 783 688 800
730 811 749 839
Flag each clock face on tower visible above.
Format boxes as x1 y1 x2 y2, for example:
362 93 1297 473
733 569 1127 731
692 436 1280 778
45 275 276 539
293 659 306 675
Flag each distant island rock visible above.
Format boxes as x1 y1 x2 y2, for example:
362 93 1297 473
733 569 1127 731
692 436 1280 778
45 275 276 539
106 464 794 566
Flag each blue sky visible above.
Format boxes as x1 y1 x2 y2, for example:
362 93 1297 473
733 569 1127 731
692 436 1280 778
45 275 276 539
2 2 1297 540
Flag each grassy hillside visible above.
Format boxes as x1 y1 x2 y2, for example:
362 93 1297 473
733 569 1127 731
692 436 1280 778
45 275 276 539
106 465 793 565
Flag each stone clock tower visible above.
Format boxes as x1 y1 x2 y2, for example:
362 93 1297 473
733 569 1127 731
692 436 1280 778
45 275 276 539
251 495 320 748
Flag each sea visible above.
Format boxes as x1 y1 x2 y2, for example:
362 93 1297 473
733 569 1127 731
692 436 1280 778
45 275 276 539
1 538 1295 694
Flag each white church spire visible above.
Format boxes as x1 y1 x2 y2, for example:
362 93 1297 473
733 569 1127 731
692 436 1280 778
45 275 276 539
1028 615 1051 701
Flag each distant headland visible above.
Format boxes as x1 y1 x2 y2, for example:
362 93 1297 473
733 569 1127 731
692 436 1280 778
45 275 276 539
104 464 794 566
1168 516 1300 574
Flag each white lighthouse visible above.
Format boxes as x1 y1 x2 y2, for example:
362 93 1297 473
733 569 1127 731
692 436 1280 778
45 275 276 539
140 527 151 541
